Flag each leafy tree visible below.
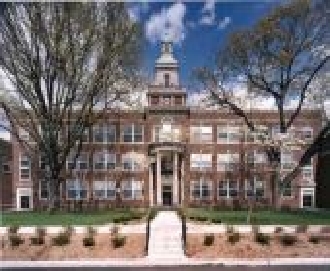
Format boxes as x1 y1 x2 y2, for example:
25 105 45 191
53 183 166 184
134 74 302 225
195 0 330 208
0 2 142 211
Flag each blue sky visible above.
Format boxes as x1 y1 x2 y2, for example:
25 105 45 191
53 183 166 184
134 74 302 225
128 1 282 90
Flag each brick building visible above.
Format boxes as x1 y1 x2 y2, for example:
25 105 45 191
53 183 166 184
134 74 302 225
2 40 322 211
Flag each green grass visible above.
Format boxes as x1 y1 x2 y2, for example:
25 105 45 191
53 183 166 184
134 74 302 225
0 209 146 226
186 208 330 225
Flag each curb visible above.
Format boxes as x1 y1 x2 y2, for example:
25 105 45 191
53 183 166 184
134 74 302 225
2 257 330 268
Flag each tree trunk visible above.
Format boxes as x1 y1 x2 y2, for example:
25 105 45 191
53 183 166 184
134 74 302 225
47 176 61 213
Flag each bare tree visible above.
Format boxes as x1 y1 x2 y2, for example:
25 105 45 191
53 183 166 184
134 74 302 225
195 0 330 208
0 2 142 211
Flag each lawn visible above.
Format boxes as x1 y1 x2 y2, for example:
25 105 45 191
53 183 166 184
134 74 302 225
186 208 330 225
0 209 146 226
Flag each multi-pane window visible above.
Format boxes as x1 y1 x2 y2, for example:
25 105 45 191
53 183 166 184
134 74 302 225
93 152 116 170
190 154 212 170
217 126 241 143
218 180 238 199
67 153 89 170
93 180 116 199
281 181 292 197
302 159 313 180
280 150 296 170
2 160 10 174
66 179 88 200
154 125 181 142
122 153 144 171
300 127 313 141
20 153 30 180
39 179 49 200
123 124 143 143
245 177 265 198
122 178 143 200
246 151 267 167
190 126 212 143
93 124 116 143
217 153 239 171
191 178 212 200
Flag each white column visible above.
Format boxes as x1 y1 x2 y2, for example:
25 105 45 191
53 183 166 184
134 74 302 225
157 152 162 205
149 163 153 207
173 152 178 205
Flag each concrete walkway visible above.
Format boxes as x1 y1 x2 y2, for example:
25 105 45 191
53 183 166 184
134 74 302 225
147 211 185 260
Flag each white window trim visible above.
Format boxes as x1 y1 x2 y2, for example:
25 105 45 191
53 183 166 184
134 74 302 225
66 178 89 200
300 188 315 208
122 124 144 143
39 179 50 200
190 178 212 200
217 125 241 144
217 152 239 171
93 124 116 144
16 188 33 210
93 179 116 200
93 152 116 171
121 178 143 200
122 152 145 171
19 153 31 181
190 125 213 144
245 177 265 198
218 179 238 199
190 153 212 171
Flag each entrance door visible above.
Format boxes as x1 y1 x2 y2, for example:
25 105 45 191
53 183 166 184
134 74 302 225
20 196 30 209
301 188 314 208
162 185 172 206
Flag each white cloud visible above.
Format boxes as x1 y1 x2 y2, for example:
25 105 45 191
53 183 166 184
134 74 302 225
199 0 215 25
128 5 141 22
218 16 231 30
145 2 186 44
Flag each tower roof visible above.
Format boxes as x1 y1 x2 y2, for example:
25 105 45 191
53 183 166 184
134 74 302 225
155 38 178 68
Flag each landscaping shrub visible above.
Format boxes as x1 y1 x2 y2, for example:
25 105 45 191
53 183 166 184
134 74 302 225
195 216 208 222
52 231 70 246
147 208 157 221
111 235 126 248
211 217 222 224
203 234 215 246
308 235 321 244
254 231 270 245
279 234 297 246
9 234 24 247
111 225 119 236
226 226 234 234
296 224 308 233
8 226 19 234
86 226 96 236
227 232 240 244
83 236 95 247
30 227 46 246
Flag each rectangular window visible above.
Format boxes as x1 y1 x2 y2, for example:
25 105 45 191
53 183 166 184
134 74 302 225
93 124 116 143
93 180 116 199
66 179 88 200
245 177 265 198
154 125 181 142
190 126 212 143
67 153 89 171
246 151 266 167
39 180 49 200
190 154 212 170
300 127 313 141
122 179 143 200
281 181 292 197
191 179 212 200
281 150 296 170
123 124 143 143
218 180 238 199
217 126 241 144
93 152 116 170
302 159 313 180
122 153 144 171
2 161 10 174
19 128 30 141
217 153 239 171
20 153 30 180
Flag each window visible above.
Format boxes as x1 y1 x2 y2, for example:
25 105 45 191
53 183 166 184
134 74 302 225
93 124 116 143
93 180 116 199
20 153 30 180
301 127 313 141
162 95 171 105
123 124 143 143
302 159 313 180
2 161 10 174
218 180 238 199
246 151 266 167
122 152 144 171
164 73 170 88
191 179 212 200
39 179 49 200
19 128 30 141
154 125 181 142
245 177 265 198
281 181 292 197
67 153 89 170
66 179 88 200
122 179 143 200
217 153 239 171
190 126 212 143
93 152 116 170
217 126 241 143
190 154 212 170
281 150 296 170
